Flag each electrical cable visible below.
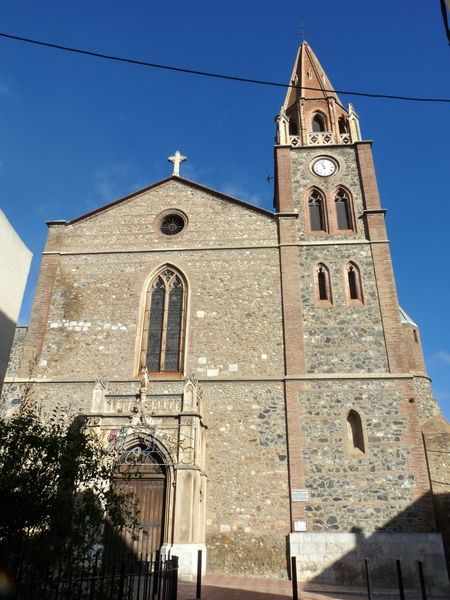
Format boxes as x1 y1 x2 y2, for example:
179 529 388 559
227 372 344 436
0 31 449 104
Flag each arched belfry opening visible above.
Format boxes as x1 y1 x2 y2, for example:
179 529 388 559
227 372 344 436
338 116 349 134
289 118 299 136
312 113 326 132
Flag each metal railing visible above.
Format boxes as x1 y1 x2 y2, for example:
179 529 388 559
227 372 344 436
290 557 431 600
10 552 178 600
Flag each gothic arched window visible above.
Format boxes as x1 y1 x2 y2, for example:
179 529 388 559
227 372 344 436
315 263 332 304
335 189 353 231
346 262 363 303
312 113 326 132
141 267 187 373
347 410 365 453
308 189 326 232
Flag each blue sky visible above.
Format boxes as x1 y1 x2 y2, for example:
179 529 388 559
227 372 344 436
0 1 449 418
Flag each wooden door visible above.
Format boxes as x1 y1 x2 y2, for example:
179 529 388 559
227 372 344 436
106 449 167 560
123 476 166 558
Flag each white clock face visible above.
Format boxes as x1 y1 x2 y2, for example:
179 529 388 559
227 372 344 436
312 158 337 177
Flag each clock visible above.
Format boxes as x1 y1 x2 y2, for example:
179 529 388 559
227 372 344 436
312 157 338 177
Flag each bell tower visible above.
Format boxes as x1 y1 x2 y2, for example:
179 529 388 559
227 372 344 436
273 40 426 377
274 42 445 588
276 42 361 148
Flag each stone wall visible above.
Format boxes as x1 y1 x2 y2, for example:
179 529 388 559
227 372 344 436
290 531 449 593
291 146 366 240
9 179 290 577
299 244 388 373
5 326 27 377
2 375 290 577
289 145 392 375
422 416 450 577
1 326 28 411
298 378 435 533
203 381 289 576
414 377 440 422
60 180 277 253
9 172 447 581
26 180 284 383
35 244 284 380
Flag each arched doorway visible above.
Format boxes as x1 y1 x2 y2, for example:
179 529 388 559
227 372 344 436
107 440 169 559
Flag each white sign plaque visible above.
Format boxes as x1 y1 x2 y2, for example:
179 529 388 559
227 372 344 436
292 489 309 502
293 520 307 532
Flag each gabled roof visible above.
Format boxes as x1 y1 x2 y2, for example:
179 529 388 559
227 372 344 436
47 176 275 226
399 306 418 327
283 42 342 111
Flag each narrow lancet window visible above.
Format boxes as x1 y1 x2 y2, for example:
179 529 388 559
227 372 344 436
346 262 363 303
312 113 326 132
316 264 332 304
147 279 165 371
338 116 349 134
289 119 298 135
309 189 326 232
141 268 186 373
347 410 365 453
335 189 353 230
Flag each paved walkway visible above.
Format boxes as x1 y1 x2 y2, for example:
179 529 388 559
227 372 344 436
177 573 450 600
178 574 372 600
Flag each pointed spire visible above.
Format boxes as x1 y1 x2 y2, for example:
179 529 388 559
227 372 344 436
276 42 361 147
283 42 341 111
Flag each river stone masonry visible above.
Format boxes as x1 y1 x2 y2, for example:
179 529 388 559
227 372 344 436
2 40 449 589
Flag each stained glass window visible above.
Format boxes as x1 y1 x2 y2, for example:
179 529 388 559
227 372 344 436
147 280 165 371
142 268 186 372
160 214 185 236
164 279 183 371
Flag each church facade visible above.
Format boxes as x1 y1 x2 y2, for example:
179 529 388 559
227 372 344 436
3 43 449 588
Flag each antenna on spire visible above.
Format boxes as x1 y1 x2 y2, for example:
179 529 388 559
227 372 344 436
299 22 308 43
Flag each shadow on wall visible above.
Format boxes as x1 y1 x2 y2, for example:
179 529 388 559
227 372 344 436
434 491 450 577
0 309 16 392
290 492 450 594
423 416 450 583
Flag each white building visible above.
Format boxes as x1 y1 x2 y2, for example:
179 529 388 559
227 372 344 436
0 210 32 387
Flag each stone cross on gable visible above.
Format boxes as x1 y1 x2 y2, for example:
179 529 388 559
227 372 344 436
168 150 187 176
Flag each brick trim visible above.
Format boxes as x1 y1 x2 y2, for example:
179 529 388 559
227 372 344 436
274 147 295 213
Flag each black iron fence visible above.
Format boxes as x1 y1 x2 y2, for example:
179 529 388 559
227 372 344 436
290 555 433 600
7 552 178 600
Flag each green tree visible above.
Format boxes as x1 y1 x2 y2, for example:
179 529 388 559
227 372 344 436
0 402 136 567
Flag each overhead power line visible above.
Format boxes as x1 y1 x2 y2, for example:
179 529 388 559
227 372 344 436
1 31 449 104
